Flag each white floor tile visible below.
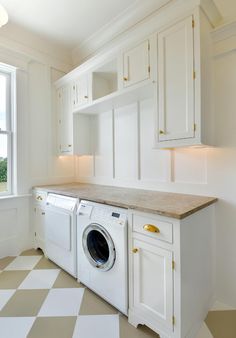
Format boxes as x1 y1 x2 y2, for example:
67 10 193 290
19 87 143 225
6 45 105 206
196 322 214 338
38 288 84 317
0 290 16 310
0 317 35 338
73 315 119 338
4 256 41 271
18 269 60 289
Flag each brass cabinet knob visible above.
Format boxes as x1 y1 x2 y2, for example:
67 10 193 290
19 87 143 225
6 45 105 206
143 224 160 233
68 144 72 147
84 95 88 99
36 196 43 201
41 212 45 215
159 130 165 135
132 248 139 253
123 77 128 81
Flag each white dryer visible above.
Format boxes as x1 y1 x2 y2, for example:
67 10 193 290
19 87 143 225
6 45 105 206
77 200 128 315
45 193 78 277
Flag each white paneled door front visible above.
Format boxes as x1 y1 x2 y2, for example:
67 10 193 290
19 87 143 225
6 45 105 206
158 16 195 142
123 40 150 88
132 238 173 331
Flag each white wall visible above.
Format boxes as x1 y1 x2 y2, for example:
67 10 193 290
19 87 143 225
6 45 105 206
0 40 74 258
76 32 236 308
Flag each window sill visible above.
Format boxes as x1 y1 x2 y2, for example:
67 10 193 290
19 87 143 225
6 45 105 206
0 193 32 200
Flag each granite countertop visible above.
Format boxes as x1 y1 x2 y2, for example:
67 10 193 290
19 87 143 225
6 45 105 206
33 183 217 219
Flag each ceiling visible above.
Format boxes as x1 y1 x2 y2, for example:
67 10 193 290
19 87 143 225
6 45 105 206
0 0 138 48
0 0 235 55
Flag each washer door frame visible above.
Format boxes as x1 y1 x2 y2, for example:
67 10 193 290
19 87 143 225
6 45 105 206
82 223 116 271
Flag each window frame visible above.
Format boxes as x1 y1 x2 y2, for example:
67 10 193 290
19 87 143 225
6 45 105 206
0 64 16 196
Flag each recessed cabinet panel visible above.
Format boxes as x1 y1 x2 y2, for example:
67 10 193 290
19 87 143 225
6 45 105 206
132 238 173 330
158 16 195 142
57 86 73 155
123 40 150 88
72 74 89 109
34 206 46 250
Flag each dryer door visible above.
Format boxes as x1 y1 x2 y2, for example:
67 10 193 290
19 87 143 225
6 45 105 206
82 223 116 271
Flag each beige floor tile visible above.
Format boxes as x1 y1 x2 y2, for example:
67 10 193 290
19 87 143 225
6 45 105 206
205 310 236 338
27 316 77 338
79 288 118 315
0 257 16 270
0 290 49 317
34 257 59 270
119 315 160 338
20 249 43 256
53 270 83 288
0 271 29 289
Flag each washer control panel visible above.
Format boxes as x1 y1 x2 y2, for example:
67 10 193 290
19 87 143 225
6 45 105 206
78 201 128 226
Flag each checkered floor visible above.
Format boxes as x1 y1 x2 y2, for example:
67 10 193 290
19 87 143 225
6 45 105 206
0 249 159 338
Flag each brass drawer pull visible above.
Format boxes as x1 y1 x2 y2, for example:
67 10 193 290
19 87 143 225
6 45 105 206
84 95 88 99
159 130 165 135
41 212 45 215
36 196 43 201
132 248 138 253
123 77 128 81
143 224 160 233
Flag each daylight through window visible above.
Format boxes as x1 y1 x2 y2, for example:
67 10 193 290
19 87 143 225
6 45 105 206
0 65 14 195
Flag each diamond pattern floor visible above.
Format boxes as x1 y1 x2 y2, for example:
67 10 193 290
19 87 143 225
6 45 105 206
0 249 159 338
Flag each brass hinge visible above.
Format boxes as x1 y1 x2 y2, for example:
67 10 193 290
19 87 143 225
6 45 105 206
172 316 175 325
172 260 175 270
35 232 36 237
148 65 151 73
34 208 36 212
59 119 61 124
193 71 196 80
148 41 150 51
193 123 197 132
192 19 195 28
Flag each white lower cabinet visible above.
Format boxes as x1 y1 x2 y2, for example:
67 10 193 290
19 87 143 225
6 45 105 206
33 190 47 252
128 206 215 338
132 238 173 331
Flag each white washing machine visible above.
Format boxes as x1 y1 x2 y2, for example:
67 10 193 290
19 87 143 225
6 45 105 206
77 200 128 315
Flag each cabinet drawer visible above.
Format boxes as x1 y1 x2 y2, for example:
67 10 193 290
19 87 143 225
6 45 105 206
34 191 47 204
133 214 173 244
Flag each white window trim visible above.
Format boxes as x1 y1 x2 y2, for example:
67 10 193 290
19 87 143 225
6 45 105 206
0 63 16 196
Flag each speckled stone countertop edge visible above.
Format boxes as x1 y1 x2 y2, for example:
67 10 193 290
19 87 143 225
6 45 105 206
33 183 217 220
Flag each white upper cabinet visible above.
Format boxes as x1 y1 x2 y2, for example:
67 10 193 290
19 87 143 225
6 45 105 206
158 16 195 143
72 74 90 110
123 39 151 88
57 86 73 155
156 9 215 148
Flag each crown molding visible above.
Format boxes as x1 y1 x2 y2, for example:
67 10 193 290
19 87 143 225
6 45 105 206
212 20 236 56
71 0 173 66
71 0 222 66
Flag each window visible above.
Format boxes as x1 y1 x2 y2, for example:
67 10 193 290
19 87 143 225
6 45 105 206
0 64 15 195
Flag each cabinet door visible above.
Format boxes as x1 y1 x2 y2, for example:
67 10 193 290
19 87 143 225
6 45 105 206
72 75 89 109
34 206 46 249
57 86 73 154
132 238 173 330
123 40 150 88
158 16 195 142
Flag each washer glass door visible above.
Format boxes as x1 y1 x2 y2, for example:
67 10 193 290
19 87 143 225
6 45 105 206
82 223 116 271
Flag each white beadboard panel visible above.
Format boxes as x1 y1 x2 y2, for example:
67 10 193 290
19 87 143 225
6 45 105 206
28 61 50 179
139 99 171 182
77 156 94 178
114 103 138 180
172 148 208 184
94 110 113 179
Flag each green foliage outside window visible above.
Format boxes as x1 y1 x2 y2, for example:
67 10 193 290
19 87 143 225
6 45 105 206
0 157 7 182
